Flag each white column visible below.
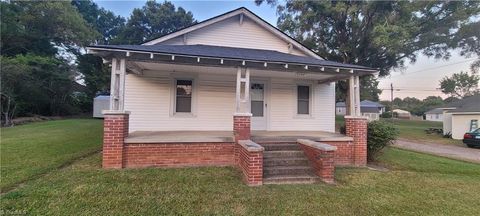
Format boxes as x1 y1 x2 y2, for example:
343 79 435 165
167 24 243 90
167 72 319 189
235 67 251 114
109 58 126 111
354 76 361 116
348 76 355 115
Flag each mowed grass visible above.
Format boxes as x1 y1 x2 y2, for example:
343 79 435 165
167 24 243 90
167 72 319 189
335 116 462 146
1 148 479 215
0 119 103 191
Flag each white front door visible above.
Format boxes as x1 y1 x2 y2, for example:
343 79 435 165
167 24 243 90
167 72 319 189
250 81 267 130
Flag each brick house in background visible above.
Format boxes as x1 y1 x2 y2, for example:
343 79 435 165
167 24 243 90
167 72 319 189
87 8 376 186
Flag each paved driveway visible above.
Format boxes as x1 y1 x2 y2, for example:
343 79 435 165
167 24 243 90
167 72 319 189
394 139 480 164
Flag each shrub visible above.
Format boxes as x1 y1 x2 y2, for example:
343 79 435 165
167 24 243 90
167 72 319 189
380 112 393 118
367 120 398 162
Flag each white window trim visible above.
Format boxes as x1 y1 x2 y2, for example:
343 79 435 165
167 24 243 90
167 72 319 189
170 76 198 118
294 82 314 118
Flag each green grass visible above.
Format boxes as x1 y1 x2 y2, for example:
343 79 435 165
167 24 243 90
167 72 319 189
335 116 462 146
1 148 479 215
0 119 103 192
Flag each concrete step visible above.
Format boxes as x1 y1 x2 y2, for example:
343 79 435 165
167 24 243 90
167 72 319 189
262 143 301 151
263 174 319 185
263 157 310 167
264 166 315 176
263 150 305 159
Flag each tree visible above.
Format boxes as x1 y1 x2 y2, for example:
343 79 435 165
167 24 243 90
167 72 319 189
440 71 480 98
72 0 126 45
0 1 98 57
256 0 480 104
115 0 195 44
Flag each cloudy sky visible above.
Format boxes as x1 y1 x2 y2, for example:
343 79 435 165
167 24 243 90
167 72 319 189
95 0 475 100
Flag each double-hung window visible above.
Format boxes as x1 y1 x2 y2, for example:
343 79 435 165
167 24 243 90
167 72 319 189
297 85 310 115
175 80 193 113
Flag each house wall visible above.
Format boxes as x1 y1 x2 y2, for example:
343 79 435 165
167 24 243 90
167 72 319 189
451 114 480 139
425 113 443 122
124 71 335 132
443 112 453 135
160 16 306 56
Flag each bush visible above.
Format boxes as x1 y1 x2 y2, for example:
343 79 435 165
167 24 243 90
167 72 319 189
380 112 393 118
367 120 398 162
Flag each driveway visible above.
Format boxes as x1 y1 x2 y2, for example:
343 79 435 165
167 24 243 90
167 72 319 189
394 139 480 164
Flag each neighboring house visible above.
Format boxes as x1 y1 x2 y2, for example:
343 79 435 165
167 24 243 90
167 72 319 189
87 8 377 185
393 109 411 119
336 100 385 120
425 108 443 122
93 95 110 118
439 95 480 139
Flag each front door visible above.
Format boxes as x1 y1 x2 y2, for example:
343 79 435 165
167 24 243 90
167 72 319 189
250 82 267 130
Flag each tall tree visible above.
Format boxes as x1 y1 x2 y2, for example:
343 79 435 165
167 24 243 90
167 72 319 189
440 71 480 98
256 0 480 103
115 0 195 44
0 1 98 57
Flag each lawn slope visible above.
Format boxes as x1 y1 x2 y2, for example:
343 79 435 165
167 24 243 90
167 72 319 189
1 148 479 215
0 119 103 191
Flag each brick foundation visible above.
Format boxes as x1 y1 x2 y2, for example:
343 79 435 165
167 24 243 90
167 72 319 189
345 116 368 166
297 139 336 184
102 111 130 169
236 140 264 186
233 114 251 142
123 143 235 168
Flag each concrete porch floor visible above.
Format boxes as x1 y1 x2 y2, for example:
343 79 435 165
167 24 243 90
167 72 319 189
125 130 352 144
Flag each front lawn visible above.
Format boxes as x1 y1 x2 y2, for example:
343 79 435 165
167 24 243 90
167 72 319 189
336 116 462 146
1 148 479 215
0 119 103 192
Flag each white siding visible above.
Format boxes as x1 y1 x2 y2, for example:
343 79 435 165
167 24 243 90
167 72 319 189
124 72 335 132
451 114 480 139
160 16 306 56
426 113 443 122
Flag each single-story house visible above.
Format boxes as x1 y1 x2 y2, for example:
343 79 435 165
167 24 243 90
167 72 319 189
424 108 443 122
87 8 377 185
336 100 385 120
440 95 480 139
393 109 411 119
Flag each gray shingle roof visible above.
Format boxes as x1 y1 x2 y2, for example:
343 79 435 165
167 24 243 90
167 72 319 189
89 44 375 71
425 108 444 114
446 95 480 113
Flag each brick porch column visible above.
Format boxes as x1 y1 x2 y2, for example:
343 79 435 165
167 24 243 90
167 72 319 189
233 114 252 142
102 110 130 169
345 116 368 166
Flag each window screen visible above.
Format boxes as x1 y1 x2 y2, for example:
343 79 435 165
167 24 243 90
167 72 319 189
175 80 192 113
297 85 310 114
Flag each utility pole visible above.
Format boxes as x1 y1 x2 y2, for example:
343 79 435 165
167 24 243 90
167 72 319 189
390 83 394 122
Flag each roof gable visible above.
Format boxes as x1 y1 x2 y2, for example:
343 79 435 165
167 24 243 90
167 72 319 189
142 7 322 59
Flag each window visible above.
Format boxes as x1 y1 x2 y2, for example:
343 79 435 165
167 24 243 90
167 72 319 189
175 80 192 113
435 114 439 119
297 85 310 115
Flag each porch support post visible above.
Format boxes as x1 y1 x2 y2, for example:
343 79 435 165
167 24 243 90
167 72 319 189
109 58 126 111
348 75 361 116
234 67 252 142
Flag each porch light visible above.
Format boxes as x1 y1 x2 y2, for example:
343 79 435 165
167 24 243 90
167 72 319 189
264 62 267 67
150 53 154 59
171 55 175 61
197 57 200 62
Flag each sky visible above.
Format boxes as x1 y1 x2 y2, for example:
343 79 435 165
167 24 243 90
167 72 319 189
94 0 476 100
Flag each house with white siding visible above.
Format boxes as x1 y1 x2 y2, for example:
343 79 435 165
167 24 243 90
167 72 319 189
87 8 377 185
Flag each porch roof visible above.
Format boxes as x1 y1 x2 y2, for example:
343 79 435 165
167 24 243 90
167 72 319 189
87 44 378 78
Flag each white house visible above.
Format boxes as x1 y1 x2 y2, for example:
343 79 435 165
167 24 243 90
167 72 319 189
425 108 443 122
93 95 110 118
440 95 480 139
87 8 377 185
336 100 385 120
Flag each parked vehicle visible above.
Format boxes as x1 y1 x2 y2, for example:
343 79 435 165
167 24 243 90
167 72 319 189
463 128 480 148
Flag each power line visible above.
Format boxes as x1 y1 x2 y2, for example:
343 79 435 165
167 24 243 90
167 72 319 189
386 58 477 78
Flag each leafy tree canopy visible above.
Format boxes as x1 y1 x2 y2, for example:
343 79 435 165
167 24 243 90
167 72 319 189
115 0 196 44
0 1 98 57
440 71 480 98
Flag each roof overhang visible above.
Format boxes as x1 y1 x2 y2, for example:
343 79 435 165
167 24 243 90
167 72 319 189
87 46 378 83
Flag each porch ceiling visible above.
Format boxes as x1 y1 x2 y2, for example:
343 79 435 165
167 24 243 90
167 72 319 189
87 44 378 83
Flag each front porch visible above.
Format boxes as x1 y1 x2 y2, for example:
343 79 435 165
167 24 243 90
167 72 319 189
125 130 352 144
